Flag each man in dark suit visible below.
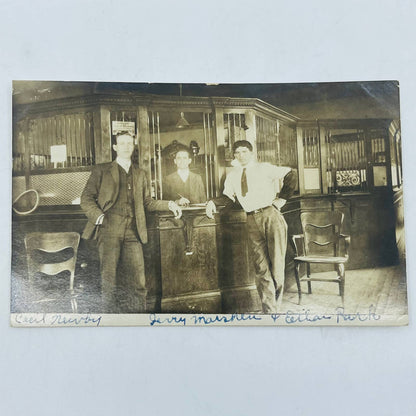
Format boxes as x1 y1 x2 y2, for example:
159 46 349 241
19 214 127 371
163 149 206 206
81 132 182 313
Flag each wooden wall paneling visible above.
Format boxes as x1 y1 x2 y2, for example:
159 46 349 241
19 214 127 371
319 125 329 194
364 129 375 191
100 106 112 162
69 114 76 166
56 115 63 164
48 117 54 162
384 127 393 189
37 118 43 163
246 109 257 156
207 112 217 198
296 126 305 194
78 115 85 166
24 119 32 188
92 108 103 164
213 107 225 197
84 114 91 165
67 114 74 166
87 112 95 165
92 106 112 163
71 114 78 166
137 106 151 178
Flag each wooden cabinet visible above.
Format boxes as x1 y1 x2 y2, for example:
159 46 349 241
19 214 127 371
157 209 221 313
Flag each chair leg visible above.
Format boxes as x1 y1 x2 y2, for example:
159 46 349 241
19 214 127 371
69 271 77 313
70 271 75 292
71 296 78 313
294 262 302 305
336 263 345 305
306 263 312 294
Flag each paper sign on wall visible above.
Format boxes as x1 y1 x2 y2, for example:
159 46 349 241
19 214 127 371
112 121 136 136
50 144 67 164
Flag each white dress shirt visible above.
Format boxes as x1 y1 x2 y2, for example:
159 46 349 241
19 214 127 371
223 160 291 212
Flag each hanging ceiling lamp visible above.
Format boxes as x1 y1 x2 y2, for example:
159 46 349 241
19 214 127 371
176 84 190 128
176 112 190 128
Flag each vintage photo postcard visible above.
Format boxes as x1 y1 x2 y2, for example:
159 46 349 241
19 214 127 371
10 80 407 327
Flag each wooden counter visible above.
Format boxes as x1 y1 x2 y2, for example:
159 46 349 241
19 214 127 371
147 207 261 313
11 190 400 313
157 208 222 313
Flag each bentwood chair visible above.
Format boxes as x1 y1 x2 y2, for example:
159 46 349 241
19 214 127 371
292 211 350 305
24 232 81 313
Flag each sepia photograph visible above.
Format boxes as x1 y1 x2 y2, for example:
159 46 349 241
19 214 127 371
10 80 407 327
2 1 416 416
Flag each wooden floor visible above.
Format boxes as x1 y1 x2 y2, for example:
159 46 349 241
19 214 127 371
12 261 408 321
281 264 408 320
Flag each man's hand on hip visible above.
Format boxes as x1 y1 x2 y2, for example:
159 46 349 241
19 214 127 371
272 198 287 211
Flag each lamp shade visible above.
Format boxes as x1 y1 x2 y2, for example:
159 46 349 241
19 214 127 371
176 112 190 128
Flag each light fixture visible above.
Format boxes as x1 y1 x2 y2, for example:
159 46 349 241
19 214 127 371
176 112 190 128
190 140 200 156
175 83 190 128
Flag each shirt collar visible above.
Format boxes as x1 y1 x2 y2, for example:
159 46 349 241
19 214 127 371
116 157 131 173
232 159 257 170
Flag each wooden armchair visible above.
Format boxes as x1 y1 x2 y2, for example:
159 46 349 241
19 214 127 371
292 211 350 305
24 232 81 313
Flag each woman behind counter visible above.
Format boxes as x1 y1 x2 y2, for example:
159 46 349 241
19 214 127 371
163 149 206 206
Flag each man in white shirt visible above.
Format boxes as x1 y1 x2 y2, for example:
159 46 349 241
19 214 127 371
206 140 297 313
81 132 182 313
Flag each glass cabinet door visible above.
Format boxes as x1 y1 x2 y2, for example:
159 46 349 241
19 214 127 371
147 110 216 200
325 129 368 193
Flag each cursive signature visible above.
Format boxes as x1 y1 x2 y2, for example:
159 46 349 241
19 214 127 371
49 314 102 326
335 305 381 324
191 313 262 325
13 313 102 327
270 310 332 324
149 314 187 326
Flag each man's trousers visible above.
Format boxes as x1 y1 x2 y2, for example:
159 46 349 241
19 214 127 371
97 213 146 313
246 206 288 313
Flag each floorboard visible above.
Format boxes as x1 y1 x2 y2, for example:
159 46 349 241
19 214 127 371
282 265 407 321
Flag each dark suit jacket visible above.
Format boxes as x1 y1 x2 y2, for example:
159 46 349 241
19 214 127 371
81 161 169 243
163 171 206 203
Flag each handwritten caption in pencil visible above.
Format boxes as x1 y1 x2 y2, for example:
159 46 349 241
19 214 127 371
13 313 102 327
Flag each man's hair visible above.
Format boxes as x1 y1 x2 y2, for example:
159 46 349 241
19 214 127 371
115 131 135 143
233 140 253 153
175 148 191 158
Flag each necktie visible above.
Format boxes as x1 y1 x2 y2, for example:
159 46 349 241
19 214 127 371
241 168 248 196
